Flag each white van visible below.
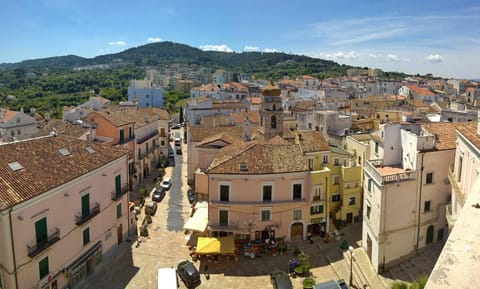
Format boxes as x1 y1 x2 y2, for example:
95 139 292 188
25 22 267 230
158 267 178 289
174 132 181 146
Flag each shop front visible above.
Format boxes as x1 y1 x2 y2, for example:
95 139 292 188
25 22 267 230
66 241 102 288
308 218 327 237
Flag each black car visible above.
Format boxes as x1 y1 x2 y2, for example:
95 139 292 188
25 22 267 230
177 260 201 288
176 147 182 155
152 187 166 202
187 189 196 204
171 123 182 129
270 270 292 289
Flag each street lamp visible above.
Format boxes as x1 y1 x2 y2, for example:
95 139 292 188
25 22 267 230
348 246 355 287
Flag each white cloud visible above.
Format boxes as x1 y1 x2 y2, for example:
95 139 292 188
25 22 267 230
244 45 260 52
425 54 444 63
199 44 233 53
319 51 359 60
387 54 400 62
147 37 162 43
368 53 380 59
263 48 279 53
108 41 126 46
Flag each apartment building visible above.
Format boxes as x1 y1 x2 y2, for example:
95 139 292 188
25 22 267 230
85 106 169 188
0 135 130 289
363 122 460 272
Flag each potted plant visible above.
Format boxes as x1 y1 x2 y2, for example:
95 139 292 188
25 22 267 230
294 251 311 277
139 226 149 237
303 277 315 289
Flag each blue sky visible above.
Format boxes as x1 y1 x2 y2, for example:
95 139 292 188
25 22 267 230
1 0 479 79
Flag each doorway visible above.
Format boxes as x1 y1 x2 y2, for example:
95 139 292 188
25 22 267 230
437 228 444 242
117 224 123 245
426 225 434 244
290 222 303 241
346 212 354 224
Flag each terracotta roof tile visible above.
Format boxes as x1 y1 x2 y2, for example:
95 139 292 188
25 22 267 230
207 140 308 174
297 131 330 153
422 122 467 150
230 111 261 125
0 110 18 123
190 126 245 142
457 122 480 148
201 115 234 126
89 106 167 128
407 85 435 96
0 136 128 210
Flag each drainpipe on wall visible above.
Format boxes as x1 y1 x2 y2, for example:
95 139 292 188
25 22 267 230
325 176 329 233
8 207 19 289
416 150 426 255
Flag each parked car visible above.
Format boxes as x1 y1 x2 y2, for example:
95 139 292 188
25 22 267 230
152 187 166 202
177 260 201 288
171 123 181 129
161 177 172 190
270 270 292 289
176 147 182 155
144 201 157 215
187 189 196 204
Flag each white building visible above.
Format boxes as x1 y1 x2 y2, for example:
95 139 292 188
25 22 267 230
0 109 38 142
128 80 164 108
363 122 459 272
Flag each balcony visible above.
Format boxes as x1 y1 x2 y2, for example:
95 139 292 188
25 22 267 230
27 228 60 258
111 185 129 201
364 159 416 185
75 203 100 226
448 165 466 207
136 130 159 144
119 134 135 145
446 204 456 229
210 198 307 205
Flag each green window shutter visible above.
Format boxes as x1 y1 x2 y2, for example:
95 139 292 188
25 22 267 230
119 129 125 143
81 194 90 217
39 256 49 279
219 210 228 226
83 228 90 246
115 175 121 196
117 203 122 219
35 218 47 244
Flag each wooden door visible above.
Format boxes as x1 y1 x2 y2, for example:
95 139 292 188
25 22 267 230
117 224 123 245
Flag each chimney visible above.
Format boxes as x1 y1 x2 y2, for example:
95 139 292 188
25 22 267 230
244 117 251 141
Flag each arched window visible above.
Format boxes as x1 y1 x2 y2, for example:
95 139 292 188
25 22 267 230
271 115 277 129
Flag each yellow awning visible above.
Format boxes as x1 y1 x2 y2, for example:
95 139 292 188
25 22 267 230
196 236 235 255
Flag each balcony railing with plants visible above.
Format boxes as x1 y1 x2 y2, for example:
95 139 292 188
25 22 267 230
111 185 129 201
75 203 100 226
27 228 60 258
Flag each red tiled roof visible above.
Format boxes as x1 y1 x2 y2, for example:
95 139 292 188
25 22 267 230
1 110 18 123
407 85 435 96
0 136 128 210
422 122 466 150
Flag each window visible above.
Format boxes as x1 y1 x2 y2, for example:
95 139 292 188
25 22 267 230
333 175 339 185
116 203 122 219
119 129 125 144
17 129 20 135
426 172 433 184
293 209 302 220
81 193 90 218
138 148 141 159
262 185 272 202
35 217 48 245
368 179 372 193
313 186 322 201
83 227 90 246
308 158 313 170
115 175 121 197
375 142 379 154
293 184 302 200
458 156 463 181
261 209 271 221
322 155 328 164
348 196 356 206
129 127 133 139
271 115 277 129
240 162 248 171
366 204 371 219
219 210 228 226
334 158 340 166
39 256 49 279
332 194 341 202
161 140 165 146
310 205 324 215
220 185 229 202
424 201 431 212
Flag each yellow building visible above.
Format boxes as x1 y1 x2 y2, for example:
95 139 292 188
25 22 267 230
295 132 363 234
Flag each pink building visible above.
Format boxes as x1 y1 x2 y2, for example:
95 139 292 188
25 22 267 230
0 135 130 289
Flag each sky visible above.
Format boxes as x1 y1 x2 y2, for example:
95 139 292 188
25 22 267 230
1 0 479 79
